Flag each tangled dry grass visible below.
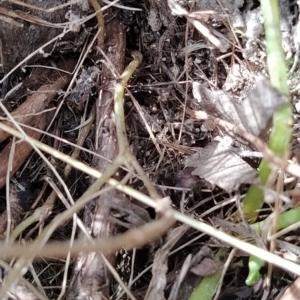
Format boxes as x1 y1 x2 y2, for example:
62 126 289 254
1 0 300 299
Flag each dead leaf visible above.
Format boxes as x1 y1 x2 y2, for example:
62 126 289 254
190 257 222 277
192 78 287 136
146 225 189 300
184 138 256 192
176 167 201 189
0 112 49 189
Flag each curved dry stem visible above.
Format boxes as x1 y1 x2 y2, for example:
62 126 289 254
114 51 161 200
88 0 105 46
9 206 50 243
0 216 174 260
0 123 300 284
114 51 143 151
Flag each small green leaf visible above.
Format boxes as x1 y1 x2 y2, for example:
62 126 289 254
246 255 265 286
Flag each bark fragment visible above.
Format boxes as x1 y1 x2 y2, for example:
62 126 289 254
67 19 126 300
0 112 47 189
0 59 75 143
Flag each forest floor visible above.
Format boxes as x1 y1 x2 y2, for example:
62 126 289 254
1 0 300 299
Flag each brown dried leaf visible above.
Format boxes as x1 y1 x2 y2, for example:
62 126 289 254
185 139 256 192
146 225 189 300
0 59 75 143
190 257 222 277
192 78 286 136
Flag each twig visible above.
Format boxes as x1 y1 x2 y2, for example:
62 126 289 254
2 119 300 201
0 216 174 260
0 120 300 279
114 51 161 201
9 206 50 243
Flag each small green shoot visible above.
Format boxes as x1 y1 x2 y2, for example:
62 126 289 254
188 249 223 300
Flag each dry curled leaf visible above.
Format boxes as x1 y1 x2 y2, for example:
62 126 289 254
190 257 222 277
192 78 287 136
184 138 256 192
146 226 188 300
186 77 288 191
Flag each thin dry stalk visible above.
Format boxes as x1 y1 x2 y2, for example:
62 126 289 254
1 120 300 278
6 0 81 13
0 6 65 28
88 0 105 46
2 121 300 203
0 216 175 260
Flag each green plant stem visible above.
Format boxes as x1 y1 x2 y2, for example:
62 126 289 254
188 249 223 300
242 0 293 221
251 206 300 234
240 0 294 286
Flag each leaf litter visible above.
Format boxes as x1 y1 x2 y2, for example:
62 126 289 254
185 78 287 193
0 0 300 299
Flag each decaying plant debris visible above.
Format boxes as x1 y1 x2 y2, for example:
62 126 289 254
2 0 300 299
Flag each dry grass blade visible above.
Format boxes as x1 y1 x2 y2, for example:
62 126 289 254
6 0 82 13
167 0 230 51
0 216 174 260
0 6 65 28
0 122 300 282
3 135 300 273
88 0 105 46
